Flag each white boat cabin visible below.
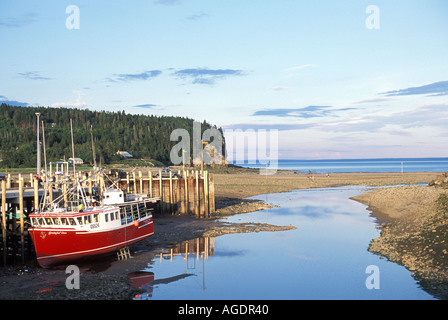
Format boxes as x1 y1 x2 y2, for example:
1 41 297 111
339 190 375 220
103 188 125 205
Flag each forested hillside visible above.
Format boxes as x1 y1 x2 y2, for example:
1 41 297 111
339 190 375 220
0 104 221 168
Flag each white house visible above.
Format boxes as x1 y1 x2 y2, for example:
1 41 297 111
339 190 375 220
117 150 133 158
68 157 84 165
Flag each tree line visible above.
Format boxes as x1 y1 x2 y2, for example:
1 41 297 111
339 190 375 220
0 103 221 168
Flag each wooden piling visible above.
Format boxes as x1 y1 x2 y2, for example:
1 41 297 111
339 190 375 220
195 170 199 217
184 170 188 214
126 173 130 193
159 170 163 214
204 171 209 218
132 172 136 193
209 173 215 213
88 177 92 198
169 171 173 215
18 179 24 264
149 171 153 197
63 183 68 208
2 179 6 266
139 171 143 194
48 182 53 203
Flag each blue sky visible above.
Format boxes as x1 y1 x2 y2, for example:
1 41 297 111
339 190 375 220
1 0 447 159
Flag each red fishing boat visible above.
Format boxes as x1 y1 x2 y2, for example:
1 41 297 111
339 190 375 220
29 182 158 268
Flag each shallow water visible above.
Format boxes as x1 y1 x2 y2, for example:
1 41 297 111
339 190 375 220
134 187 436 300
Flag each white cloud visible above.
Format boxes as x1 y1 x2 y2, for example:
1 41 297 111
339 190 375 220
281 64 317 77
267 86 292 91
51 90 87 109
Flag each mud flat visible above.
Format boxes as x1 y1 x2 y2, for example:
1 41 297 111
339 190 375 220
352 185 448 299
213 171 437 198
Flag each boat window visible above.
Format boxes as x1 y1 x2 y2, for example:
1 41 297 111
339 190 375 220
132 204 139 220
139 203 146 217
77 217 83 225
93 214 99 223
45 218 53 225
31 218 38 226
52 218 61 225
110 212 115 221
105 214 109 223
120 207 126 225
38 217 45 226
61 218 68 225
115 211 119 220
83 215 91 224
69 218 76 225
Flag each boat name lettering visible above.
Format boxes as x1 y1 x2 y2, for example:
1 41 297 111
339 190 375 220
90 223 100 229
48 231 67 236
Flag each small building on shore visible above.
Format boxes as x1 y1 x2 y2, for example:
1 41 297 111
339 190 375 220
117 150 133 159
68 157 84 165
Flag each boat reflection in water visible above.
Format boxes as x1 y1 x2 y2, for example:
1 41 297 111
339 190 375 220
131 237 215 299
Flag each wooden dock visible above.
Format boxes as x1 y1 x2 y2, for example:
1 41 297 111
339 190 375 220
112 169 215 218
0 168 215 266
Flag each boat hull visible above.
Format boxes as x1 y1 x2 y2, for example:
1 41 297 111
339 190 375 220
29 216 154 268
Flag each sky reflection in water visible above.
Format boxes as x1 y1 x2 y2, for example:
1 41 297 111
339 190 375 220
136 187 435 300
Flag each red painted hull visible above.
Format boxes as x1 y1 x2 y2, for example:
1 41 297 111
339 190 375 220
29 216 154 268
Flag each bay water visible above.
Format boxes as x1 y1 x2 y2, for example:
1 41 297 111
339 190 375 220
235 157 448 173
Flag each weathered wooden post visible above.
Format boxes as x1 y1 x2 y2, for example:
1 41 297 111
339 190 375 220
132 171 136 193
209 173 215 213
63 183 68 208
19 179 25 264
159 170 163 214
169 171 173 215
139 171 143 195
195 170 199 217
2 179 7 266
48 181 53 203
204 171 209 218
88 177 92 200
149 171 153 197
126 172 130 193
184 170 188 214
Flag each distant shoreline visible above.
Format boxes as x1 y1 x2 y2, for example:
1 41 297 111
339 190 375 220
211 169 437 198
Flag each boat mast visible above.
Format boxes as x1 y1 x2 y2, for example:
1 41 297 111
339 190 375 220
35 112 41 175
42 121 48 181
40 121 49 210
